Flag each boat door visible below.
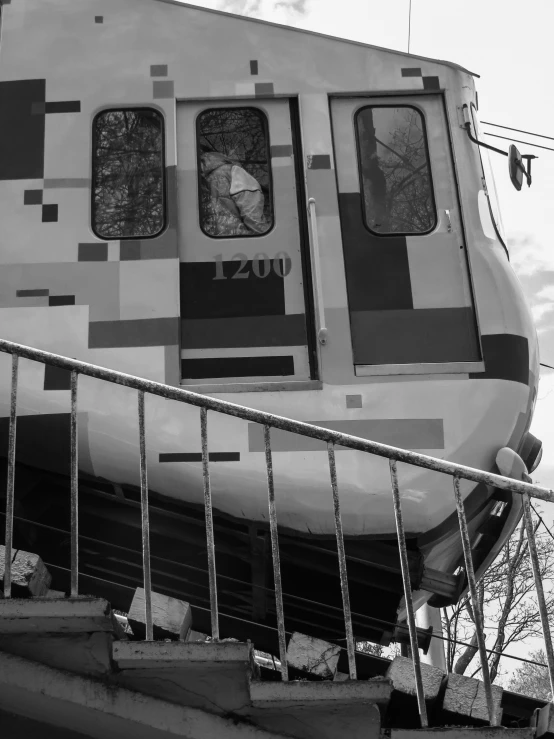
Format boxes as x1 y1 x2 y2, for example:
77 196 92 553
330 95 481 373
176 100 313 385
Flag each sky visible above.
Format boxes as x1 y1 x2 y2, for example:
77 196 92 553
185 0 554 491
174 0 554 675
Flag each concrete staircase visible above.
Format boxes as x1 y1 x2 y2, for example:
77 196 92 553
1 595 553 739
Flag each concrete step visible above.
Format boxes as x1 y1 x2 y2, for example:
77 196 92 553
0 596 124 678
245 678 390 739
112 640 258 715
0 649 287 739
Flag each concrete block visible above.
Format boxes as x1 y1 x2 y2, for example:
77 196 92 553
127 587 192 641
387 655 445 700
385 656 445 727
537 702 554 739
334 671 349 681
0 545 52 597
441 672 503 726
286 631 341 678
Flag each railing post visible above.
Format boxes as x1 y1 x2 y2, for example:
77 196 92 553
327 442 357 679
70 370 79 597
200 407 219 641
521 493 554 698
138 390 153 641
389 459 428 727
264 425 289 681
452 476 498 725
3 354 18 598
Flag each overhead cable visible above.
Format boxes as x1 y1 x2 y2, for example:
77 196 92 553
483 132 554 153
482 121 554 143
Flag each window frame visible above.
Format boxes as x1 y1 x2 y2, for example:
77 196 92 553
195 105 275 240
354 103 438 238
91 106 167 241
469 103 509 256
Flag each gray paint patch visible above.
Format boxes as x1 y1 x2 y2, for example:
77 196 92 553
401 68 422 77
248 419 444 452
271 144 293 158
120 241 142 260
150 65 168 77
89 317 179 348
346 395 362 409
17 289 49 297
181 314 307 349
255 82 274 96
153 81 175 99
351 307 480 365
78 243 108 262
44 178 90 188
307 154 331 170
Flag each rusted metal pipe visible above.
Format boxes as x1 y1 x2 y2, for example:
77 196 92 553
138 390 153 641
0 338 549 504
3 354 18 598
453 476 498 725
264 424 289 681
389 460 428 727
201 407 219 641
521 493 554 698
70 370 79 597
328 442 357 679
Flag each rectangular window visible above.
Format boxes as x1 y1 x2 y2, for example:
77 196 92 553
356 106 436 235
197 107 273 238
92 108 165 239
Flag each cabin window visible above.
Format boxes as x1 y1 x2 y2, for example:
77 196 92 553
355 106 436 235
197 107 273 238
92 108 165 240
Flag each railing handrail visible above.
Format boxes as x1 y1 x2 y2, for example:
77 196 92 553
0 337 551 503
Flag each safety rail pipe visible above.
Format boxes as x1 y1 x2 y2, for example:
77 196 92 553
2 336 554 731
2 354 18 598
0 338 551 503
307 198 328 346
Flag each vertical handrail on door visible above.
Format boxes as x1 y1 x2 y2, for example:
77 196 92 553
308 198 328 346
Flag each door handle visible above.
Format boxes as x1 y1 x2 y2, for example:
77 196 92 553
308 198 328 346
444 209 453 233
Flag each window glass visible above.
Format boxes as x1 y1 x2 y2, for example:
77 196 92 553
197 108 273 237
92 109 165 239
356 106 436 235
470 106 507 247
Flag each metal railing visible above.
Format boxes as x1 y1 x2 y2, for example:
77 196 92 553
1 337 554 726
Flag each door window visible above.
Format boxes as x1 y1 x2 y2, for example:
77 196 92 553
197 108 273 238
92 108 165 239
355 106 436 235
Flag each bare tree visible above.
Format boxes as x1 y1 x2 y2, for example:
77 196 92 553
507 648 552 701
441 513 554 683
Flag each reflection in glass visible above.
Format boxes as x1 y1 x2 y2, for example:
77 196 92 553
198 108 273 237
356 107 436 234
92 109 165 239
